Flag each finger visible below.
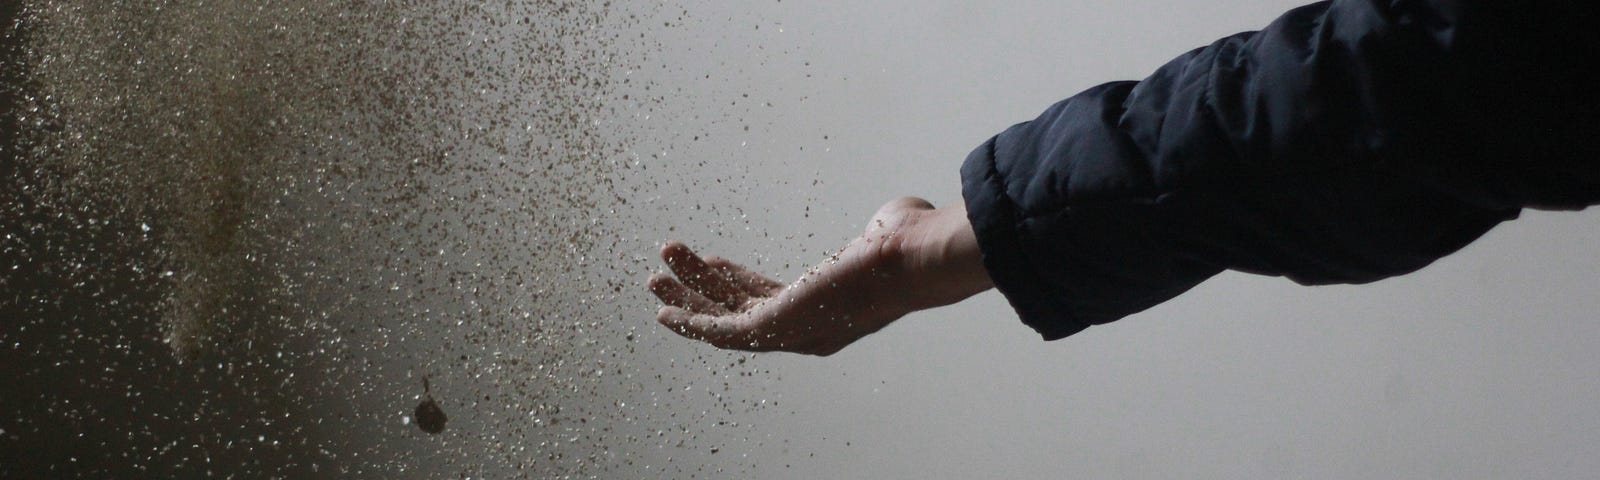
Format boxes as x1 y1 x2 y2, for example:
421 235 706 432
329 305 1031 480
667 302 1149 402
660 242 752 308
702 256 785 297
648 273 730 315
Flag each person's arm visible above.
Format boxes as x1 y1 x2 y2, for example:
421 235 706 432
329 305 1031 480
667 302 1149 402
963 0 1598 340
648 198 990 356
649 0 1599 353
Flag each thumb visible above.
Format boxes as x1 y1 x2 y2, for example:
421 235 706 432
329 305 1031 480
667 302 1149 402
877 196 935 217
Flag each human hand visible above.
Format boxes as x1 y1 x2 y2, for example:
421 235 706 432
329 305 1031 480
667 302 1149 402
648 197 993 356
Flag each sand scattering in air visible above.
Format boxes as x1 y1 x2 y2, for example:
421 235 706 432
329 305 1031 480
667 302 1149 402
2 1 791 477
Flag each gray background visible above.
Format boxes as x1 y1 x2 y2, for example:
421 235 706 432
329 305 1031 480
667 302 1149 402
644 0 1600 478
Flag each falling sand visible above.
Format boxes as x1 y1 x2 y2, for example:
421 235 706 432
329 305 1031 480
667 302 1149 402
2 1 791 477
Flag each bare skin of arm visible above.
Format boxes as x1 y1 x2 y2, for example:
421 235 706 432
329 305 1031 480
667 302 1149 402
648 197 994 356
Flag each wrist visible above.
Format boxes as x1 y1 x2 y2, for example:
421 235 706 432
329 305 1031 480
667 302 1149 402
892 204 993 311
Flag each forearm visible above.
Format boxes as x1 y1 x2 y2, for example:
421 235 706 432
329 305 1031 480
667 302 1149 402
957 0 1591 340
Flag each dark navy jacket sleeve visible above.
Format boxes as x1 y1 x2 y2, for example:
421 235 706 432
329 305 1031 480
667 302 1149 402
961 0 1600 340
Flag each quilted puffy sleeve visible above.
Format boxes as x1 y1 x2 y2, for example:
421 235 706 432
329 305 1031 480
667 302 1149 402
961 0 1599 340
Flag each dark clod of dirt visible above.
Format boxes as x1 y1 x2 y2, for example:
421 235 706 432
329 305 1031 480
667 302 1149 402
415 377 447 435
414 398 447 435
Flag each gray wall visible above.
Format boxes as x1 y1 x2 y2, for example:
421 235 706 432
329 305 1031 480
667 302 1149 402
633 1 1600 478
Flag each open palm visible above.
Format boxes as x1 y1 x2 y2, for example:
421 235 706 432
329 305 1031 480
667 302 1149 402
648 197 992 356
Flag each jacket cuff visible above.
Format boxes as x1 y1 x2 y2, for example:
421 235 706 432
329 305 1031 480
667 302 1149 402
960 135 1092 340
